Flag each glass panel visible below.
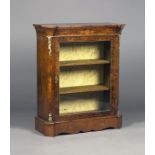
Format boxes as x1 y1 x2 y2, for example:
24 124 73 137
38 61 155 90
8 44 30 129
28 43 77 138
59 41 111 115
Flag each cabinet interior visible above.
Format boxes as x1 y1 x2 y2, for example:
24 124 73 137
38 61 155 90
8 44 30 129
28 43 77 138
59 41 111 115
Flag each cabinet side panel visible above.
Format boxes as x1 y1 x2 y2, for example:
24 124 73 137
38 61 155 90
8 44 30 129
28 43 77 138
37 34 50 120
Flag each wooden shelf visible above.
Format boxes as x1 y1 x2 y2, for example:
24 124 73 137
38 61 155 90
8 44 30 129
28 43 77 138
60 109 111 116
60 85 109 95
60 59 110 67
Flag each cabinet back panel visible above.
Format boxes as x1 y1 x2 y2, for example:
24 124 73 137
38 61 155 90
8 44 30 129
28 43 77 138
60 41 110 61
59 92 110 115
60 65 104 88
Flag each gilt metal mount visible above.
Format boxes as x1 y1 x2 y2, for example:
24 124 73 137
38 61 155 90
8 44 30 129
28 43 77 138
48 112 53 122
47 36 52 56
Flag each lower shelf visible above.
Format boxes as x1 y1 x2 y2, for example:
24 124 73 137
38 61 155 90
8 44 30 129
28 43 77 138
60 85 109 95
35 114 122 136
60 59 110 67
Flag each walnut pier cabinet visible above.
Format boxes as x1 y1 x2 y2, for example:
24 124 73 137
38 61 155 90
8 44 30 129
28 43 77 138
33 23 125 136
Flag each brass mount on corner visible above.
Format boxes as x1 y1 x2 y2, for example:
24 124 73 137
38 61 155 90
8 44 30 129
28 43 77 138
47 36 52 56
48 112 53 122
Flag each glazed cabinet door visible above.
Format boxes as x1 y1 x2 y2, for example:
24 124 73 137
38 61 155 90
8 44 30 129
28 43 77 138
56 35 119 121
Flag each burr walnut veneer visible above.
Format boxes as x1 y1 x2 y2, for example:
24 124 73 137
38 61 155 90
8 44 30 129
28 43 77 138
33 23 125 136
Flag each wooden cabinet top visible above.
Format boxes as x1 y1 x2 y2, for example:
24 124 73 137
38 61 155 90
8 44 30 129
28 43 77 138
33 23 125 36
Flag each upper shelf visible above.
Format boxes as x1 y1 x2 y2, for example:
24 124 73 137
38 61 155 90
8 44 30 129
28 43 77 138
60 59 110 67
